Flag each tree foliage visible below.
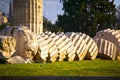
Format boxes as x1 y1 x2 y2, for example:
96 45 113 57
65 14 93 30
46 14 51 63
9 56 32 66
56 0 116 36
116 4 120 29
43 17 63 32
0 23 7 31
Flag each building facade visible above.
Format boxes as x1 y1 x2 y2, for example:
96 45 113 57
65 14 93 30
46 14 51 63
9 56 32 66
12 0 43 34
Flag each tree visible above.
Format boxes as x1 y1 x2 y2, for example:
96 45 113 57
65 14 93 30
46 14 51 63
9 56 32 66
56 0 116 37
43 17 63 32
2 12 6 17
116 4 120 29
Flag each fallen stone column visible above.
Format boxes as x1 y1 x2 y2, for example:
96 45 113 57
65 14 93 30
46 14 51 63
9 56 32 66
0 36 16 61
94 29 120 60
95 38 117 60
34 35 49 63
41 34 58 63
46 33 71 62
49 34 67 62
7 56 26 64
79 33 98 60
57 33 75 62
65 32 87 61
10 26 39 63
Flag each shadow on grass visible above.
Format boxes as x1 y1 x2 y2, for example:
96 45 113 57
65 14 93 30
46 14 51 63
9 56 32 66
0 76 120 80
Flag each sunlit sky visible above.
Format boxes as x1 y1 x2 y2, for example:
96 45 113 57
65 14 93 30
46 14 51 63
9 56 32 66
44 0 120 23
0 0 120 23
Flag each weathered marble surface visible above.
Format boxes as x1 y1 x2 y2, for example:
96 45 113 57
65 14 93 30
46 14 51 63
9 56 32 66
94 29 120 60
0 36 16 60
0 26 119 64
95 38 117 60
7 56 26 64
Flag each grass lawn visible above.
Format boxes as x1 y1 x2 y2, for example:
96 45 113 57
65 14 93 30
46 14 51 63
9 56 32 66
0 59 120 76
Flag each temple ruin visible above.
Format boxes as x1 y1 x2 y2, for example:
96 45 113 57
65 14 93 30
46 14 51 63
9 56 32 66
10 0 43 34
0 12 3 26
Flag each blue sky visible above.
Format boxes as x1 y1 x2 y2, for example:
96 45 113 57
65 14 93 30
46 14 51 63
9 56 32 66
114 0 120 6
44 0 120 23
43 0 63 23
0 0 120 23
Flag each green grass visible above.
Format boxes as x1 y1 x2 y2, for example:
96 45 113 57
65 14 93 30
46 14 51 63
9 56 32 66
0 59 120 76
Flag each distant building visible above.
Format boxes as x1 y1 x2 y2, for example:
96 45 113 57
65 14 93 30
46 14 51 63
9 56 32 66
10 0 43 34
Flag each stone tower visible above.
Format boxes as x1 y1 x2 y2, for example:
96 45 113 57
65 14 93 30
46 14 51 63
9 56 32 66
12 0 43 34
8 0 13 23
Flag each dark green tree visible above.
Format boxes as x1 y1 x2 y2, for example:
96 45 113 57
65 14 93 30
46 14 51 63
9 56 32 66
2 12 6 17
116 4 120 29
43 17 63 32
56 0 116 36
